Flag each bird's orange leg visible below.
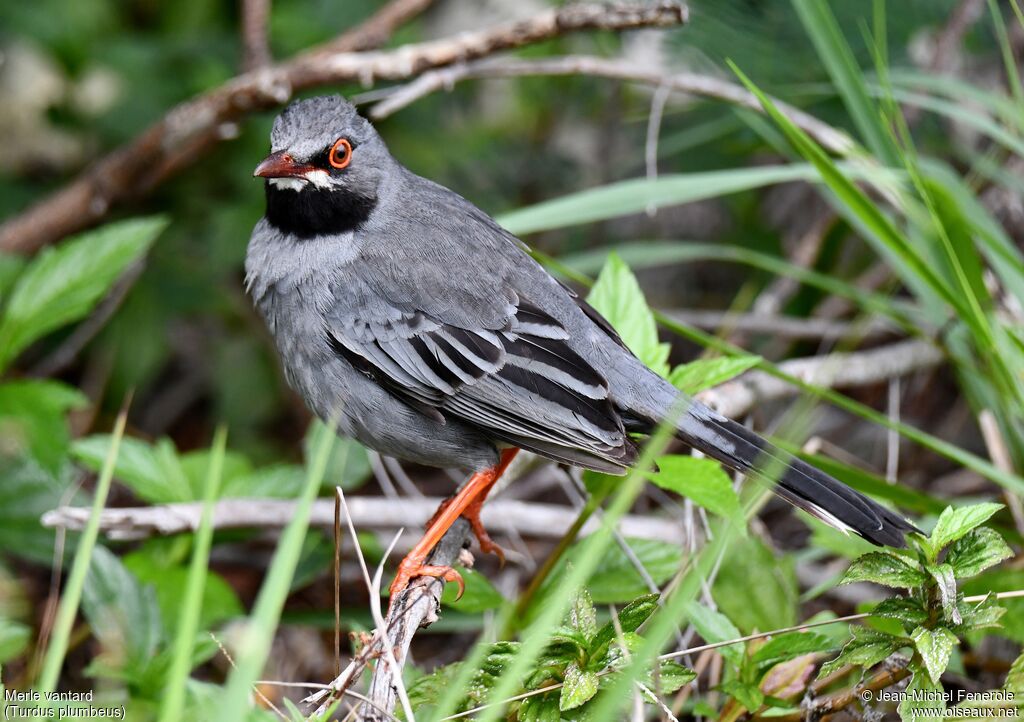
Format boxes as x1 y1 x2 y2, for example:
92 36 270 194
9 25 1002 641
389 449 519 602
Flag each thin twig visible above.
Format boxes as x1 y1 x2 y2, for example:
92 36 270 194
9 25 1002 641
368 55 852 155
0 2 687 254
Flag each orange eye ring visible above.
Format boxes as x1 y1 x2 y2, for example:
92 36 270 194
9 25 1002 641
329 138 352 169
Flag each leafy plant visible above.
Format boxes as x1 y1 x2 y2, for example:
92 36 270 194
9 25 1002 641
408 591 695 719
820 503 1013 720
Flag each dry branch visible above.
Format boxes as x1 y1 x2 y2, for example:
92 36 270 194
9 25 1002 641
0 2 687 255
40 495 687 544
367 54 854 154
694 338 944 419
663 309 897 341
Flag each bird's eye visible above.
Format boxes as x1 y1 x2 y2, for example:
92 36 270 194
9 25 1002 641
329 138 352 169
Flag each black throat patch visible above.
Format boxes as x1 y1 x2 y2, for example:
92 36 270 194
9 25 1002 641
264 183 376 238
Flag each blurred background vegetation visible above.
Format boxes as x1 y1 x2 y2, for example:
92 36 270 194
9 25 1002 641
2 0 1024 719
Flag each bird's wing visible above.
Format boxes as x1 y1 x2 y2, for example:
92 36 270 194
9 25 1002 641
324 271 638 473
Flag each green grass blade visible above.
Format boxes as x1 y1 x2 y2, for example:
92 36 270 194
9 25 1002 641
498 164 830 236
158 426 228 722
790 0 899 165
37 407 128 694
218 422 335 721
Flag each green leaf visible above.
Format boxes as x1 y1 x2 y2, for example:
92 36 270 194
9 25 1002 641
668 355 761 395
926 503 1004 558
839 551 927 589
818 626 905 679
540 538 682 606
220 464 307 499
713 536 798 633
586 253 670 377
684 602 743 667
560 662 599 711
519 693 562 722
440 568 505 613
720 680 764 712
1006 649 1024 694
945 527 1013 579
751 632 834 672
645 455 743 528
911 626 957 684
0 380 87 473
899 668 945 722
81 546 164 678
654 662 696 693
0 216 165 371
870 597 929 628
0 458 84 564
73 435 193 503
0 619 31 664
569 589 598 639
0 253 27 302
123 553 243 631
927 563 962 625
588 594 659 666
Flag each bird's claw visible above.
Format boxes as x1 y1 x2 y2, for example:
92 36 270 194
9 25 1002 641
388 559 465 604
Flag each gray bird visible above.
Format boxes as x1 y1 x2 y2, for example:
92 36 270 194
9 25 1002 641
246 95 917 597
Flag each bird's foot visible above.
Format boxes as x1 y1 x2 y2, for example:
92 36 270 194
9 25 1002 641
388 554 464 603
427 496 506 567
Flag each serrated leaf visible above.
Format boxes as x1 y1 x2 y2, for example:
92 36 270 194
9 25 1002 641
927 563 962 625
840 551 927 589
0 216 165 371
0 380 87 472
960 598 1006 630
751 632 834 671
645 455 743 527
588 594 659 667
81 546 163 680
570 589 598 639
911 626 957 684
871 597 929 628
899 669 945 722
123 553 243 631
520 693 562 722
817 626 904 679
760 653 816 699
586 253 670 377
668 355 761 395
653 662 697 693
927 503 1004 558
73 435 192 503
720 680 764 712
560 662 599 711
684 602 743 667
946 528 1013 579
220 464 306 499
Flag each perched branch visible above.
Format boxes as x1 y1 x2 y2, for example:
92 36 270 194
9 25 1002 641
303 519 471 719
0 2 687 255
40 495 687 544
367 55 853 154
694 338 944 419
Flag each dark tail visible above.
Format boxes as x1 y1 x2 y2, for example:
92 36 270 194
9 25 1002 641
675 406 919 547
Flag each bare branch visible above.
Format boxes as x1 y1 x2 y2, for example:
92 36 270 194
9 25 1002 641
240 0 273 71
694 338 944 419
41 494 687 544
662 309 897 341
367 54 853 154
0 2 687 255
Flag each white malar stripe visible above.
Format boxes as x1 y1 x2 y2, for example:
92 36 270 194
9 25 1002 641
268 177 306 192
303 170 333 189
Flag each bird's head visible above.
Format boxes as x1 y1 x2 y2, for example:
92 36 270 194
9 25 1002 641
255 95 392 237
